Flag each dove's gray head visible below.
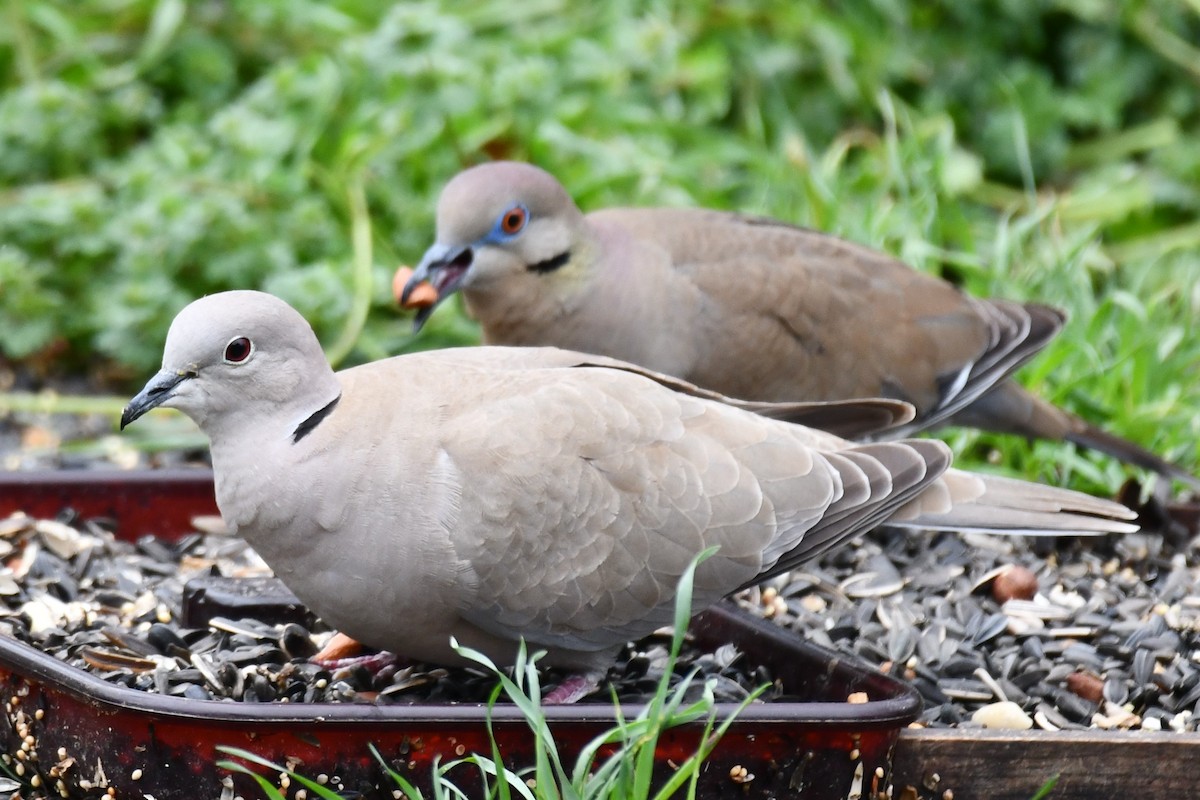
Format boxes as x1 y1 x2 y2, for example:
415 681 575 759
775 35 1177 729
402 162 588 330
121 291 340 437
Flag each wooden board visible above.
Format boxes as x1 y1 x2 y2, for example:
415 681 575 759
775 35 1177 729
892 728 1200 799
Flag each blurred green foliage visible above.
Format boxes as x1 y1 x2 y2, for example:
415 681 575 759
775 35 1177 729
1 0 1198 487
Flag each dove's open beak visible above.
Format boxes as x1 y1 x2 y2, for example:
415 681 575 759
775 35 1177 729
398 243 474 332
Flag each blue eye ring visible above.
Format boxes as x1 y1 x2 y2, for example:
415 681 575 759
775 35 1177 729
496 204 528 237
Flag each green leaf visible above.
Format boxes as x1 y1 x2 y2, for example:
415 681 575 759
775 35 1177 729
137 0 188 71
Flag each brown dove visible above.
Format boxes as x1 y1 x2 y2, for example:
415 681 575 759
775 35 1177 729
399 161 1198 488
122 291 1135 701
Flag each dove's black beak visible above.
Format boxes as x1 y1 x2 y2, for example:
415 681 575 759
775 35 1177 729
121 369 193 429
402 243 474 332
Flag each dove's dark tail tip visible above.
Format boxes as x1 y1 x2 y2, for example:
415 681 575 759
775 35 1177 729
1066 423 1200 492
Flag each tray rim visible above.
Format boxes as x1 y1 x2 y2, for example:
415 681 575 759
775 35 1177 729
0 604 921 728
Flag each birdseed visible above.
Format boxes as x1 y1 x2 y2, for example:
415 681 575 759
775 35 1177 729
740 485 1200 730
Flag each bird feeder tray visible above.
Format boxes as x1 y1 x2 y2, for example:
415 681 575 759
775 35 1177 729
0 470 920 799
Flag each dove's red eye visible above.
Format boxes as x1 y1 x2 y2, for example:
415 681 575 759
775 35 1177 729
500 206 527 234
224 336 253 363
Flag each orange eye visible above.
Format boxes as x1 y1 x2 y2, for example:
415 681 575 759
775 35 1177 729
500 206 527 234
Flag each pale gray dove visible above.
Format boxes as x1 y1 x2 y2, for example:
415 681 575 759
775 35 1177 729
122 291 1137 701
399 161 1198 489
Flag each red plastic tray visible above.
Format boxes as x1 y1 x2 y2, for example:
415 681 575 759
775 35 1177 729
0 471 920 799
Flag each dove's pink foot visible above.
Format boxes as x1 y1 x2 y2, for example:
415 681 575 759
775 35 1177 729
311 632 400 673
542 672 603 705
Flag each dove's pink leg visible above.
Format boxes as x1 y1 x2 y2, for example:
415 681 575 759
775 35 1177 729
542 673 603 705
311 632 401 672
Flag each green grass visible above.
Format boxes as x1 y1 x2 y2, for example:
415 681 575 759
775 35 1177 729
2 0 1198 492
1030 773 1061 800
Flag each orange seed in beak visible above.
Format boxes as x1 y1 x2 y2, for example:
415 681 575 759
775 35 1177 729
393 266 438 309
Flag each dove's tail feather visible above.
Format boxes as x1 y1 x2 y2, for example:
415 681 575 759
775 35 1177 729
1064 422 1200 492
952 381 1200 491
888 469 1139 536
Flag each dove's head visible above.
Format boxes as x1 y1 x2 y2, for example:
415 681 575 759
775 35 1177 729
121 291 340 437
399 161 589 331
